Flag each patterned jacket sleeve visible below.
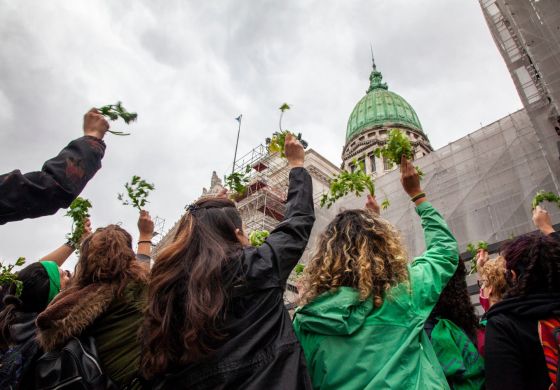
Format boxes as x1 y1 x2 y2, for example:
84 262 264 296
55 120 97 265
0 136 106 225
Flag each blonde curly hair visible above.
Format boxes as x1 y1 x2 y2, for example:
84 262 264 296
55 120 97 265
300 209 409 307
480 256 507 301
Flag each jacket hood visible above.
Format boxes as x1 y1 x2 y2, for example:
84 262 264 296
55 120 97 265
294 287 374 336
486 293 560 320
36 283 116 351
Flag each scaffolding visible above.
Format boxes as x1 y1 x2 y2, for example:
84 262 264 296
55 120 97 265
231 144 291 233
480 0 560 121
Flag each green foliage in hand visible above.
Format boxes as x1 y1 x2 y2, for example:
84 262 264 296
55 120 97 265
374 129 424 178
98 101 137 136
320 159 375 209
65 197 92 250
381 199 391 210
0 257 26 297
118 175 155 211
249 230 270 247
466 241 489 274
531 190 560 209
294 263 305 276
225 165 251 198
266 130 308 158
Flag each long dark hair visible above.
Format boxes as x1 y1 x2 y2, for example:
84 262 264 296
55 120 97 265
141 198 244 379
0 263 50 348
430 259 478 340
503 232 560 298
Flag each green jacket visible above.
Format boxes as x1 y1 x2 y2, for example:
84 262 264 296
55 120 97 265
293 202 459 390
429 318 485 390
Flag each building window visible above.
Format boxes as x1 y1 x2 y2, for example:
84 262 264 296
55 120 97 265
358 157 366 172
349 163 355 173
370 155 376 173
383 157 392 171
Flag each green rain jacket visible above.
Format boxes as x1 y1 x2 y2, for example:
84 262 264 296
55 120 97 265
293 202 459 390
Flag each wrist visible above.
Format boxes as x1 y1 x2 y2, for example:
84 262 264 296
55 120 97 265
289 161 304 169
83 130 104 140
138 234 153 241
541 225 555 235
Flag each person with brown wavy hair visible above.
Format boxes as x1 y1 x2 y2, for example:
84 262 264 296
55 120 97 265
141 134 315 389
35 224 149 389
293 156 459 389
485 233 560 390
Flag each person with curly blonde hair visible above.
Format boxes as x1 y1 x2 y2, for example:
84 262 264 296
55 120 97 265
293 157 459 390
476 252 508 357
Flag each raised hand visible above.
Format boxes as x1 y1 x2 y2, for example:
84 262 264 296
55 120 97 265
83 108 110 140
400 155 423 201
284 133 305 168
365 194 380 215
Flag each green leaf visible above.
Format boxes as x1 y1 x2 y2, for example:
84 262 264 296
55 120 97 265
249 230 270 247
118 176 155 211
266 130 308 158
531 190 560 209
65 197 92 252
320 159 376 208
376 129 424 179
0 257 26 297
97 102 137 136
279 103 291 112
381 199 390 210
294 263 305 276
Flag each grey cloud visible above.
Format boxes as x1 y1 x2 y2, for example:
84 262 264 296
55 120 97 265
1 0 521 267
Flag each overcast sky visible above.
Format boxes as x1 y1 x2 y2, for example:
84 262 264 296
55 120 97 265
0 0 522 269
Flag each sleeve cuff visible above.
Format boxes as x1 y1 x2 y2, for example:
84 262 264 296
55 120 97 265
415 201 433 214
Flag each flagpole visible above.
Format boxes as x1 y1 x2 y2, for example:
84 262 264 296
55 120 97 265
232 115 242 174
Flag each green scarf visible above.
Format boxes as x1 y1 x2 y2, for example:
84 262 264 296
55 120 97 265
40 261 61 304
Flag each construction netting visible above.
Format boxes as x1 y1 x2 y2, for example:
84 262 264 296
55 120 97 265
306 109 560 263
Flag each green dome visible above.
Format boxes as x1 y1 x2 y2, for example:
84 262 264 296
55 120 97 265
346 67 423 141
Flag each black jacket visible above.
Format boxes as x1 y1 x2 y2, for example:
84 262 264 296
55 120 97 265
485 293 560 390
154 167 315 390
0 136 105 225
0 312 40 389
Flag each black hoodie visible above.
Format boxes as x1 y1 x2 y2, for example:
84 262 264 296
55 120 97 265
485 293 560 390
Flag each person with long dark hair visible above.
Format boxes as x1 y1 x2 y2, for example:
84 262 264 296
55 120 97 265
485 233 560 389
141 134 315 389
424 259 485 389
0 245 76 389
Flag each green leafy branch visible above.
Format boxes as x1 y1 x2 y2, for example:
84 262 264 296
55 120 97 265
266 103 308 158
294 263 305 277
118 175 155 211
466 241 488 275
320 159 375 209
266 130 308 158
98 101 137 136
225 165 252 199
249 230 270 247
65 197 92 250
531 190 560 209
0 257 26 297
279 102 290 131
374 129 424 178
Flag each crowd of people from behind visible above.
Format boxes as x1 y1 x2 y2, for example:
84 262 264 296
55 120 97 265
0 109 559 389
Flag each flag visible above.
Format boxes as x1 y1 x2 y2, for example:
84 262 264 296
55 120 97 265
235 114 242 123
